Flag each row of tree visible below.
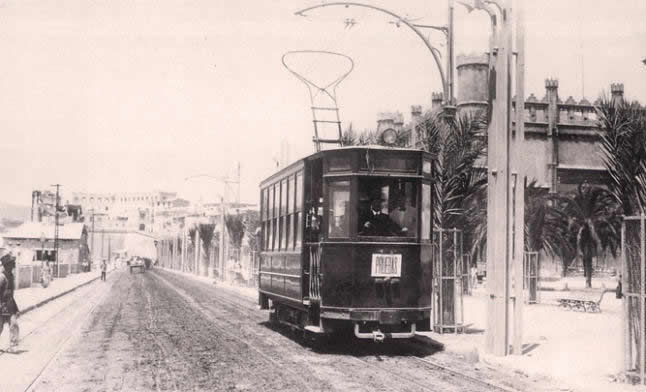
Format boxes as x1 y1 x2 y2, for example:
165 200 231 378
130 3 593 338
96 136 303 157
343 95 646 288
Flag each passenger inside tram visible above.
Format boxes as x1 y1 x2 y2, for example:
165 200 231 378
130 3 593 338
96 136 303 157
359 197 407 236
357 179 417 237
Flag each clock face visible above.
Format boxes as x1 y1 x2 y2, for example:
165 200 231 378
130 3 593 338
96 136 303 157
382 128 397 145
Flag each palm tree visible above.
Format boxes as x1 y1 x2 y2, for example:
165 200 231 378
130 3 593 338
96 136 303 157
596 95 646 215
563 183 620 288
418 110 488 232
523 181 572 275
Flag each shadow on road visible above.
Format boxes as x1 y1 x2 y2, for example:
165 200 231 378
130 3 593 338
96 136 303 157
258 320 442 358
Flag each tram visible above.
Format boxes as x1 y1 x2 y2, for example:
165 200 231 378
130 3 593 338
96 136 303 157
258 145 433 341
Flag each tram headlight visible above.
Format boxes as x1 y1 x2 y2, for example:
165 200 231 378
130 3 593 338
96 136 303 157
381 128 397 146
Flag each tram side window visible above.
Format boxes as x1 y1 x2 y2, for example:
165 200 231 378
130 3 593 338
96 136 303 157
357 178 418 237
422 183 431 240
328 181 350 238
260 189 266 250
287 175 295 249
272 183 278 251
268 185 274 251
295 171 303 248
280 179 287 250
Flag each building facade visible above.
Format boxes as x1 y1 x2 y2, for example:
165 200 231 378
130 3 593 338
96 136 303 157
71 191 189 234
391 52 623 194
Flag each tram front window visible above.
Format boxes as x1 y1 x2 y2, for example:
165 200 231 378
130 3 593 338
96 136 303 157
357 178 418 238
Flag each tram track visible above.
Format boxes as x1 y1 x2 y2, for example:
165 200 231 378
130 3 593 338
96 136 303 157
21 276 114 392
153 271 322 392
155 269 523 392
211 277 520 391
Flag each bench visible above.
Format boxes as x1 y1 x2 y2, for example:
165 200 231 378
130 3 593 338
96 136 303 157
557 288 615 313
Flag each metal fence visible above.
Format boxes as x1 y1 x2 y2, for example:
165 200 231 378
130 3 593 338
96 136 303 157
432 228 466 334
623 215 646 385
524 251 539 304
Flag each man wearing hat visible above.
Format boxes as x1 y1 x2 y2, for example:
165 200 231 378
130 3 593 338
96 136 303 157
0 248 19 353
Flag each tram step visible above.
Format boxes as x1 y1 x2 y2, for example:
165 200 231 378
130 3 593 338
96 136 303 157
304 325 323 334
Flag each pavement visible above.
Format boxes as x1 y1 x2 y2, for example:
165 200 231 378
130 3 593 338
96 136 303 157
15 267 112 316
416 276 632 392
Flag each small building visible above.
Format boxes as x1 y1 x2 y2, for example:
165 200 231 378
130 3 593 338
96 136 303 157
2 222 90 285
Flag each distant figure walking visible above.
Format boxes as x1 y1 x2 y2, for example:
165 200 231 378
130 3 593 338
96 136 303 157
100 259 107 282
0 249 20 353
41 262 52 288
470 264 478 294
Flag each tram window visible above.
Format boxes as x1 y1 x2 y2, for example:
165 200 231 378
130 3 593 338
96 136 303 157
357 178 418 237
269 185 275 250
423 160 432 175
328 181 350 238
263 221 268 250
288 175 295 249
422 183 431 240
273 184 279 222
273 184 278 251
295 172 303 248
261 189 266 221
280 179 287 250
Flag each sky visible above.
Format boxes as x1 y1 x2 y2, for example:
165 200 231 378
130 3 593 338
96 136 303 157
0 0 645 206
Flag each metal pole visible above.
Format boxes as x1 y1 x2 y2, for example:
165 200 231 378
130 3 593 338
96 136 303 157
485 0 512 356
448 0 455 105
641 214 645 384
512 0 525 355
622 219 630 375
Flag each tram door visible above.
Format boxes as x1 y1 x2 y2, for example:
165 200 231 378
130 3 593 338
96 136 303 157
304 158 323 303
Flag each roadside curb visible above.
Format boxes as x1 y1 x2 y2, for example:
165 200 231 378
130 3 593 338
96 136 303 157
18 271 109 316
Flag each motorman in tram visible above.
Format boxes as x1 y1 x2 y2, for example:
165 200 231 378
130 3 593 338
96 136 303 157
359 195 409 237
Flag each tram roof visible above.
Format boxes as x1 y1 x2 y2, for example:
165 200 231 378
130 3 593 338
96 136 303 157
261 145 429 187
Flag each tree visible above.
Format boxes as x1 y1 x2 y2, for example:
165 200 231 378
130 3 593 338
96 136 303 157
596 95 646 215
523 181 572 275
417 110 488 255
225 214 245 250
563 183 620 287
198 223 215 269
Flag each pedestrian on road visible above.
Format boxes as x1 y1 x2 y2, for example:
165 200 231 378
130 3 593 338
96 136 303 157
41 261 51 288
470 264 478 294
0 249 20 353
100 259 107 282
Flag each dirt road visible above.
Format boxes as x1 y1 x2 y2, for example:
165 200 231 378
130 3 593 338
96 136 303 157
7 268 556 392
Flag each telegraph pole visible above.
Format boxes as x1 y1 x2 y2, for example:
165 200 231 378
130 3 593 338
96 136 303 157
484 0 513 356
512 0 526 356
51 184 62 278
